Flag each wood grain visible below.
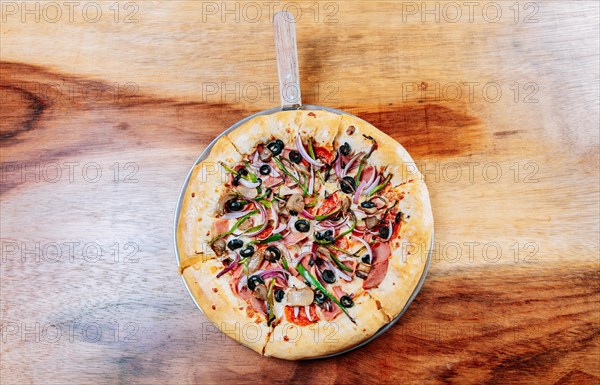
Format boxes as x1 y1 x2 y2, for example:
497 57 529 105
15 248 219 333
1 1 599 384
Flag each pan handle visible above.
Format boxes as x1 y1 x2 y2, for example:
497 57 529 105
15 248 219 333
273 11 302 110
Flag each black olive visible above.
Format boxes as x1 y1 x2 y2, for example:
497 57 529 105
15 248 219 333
259 164 271 175
340 176 356 194
274 289 285 302
238 168 248 177
315 232 325 241
227 239 243 250
361 201 375 209
256 178 263 185
295 219 310 233
289 150 301 163
264 246 281 262
267 139 284 156
379 225 390 239
314 290 326 304
232 175 241 186
361 254 371 264
247 275 264 291
340 142 351 156
289 210 298 216
322 269 336 283
324 229 333 238
309 258 315 266
226 200 244 212
340 295 354 308
240 246 255 258
395 211 404 224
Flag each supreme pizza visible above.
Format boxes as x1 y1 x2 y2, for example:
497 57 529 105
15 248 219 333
176 110 433 360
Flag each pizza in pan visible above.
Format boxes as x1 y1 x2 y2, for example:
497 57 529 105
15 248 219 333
177 110 433 360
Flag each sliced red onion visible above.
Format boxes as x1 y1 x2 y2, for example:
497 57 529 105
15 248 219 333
336 268 352 281
334 154 343 177
239 178 261 188
270 205 279 230
252 151 259 163
351 235 373 261
305 306 313 321
362 169 378 194
300 210 316 220
258 268 288 279
216 253 239 278
342 152 363 177
295 136 324 167
321 216 349 230
244 200 268 237
221 209 252 220
353 180 367 204
308 166 315 194
363 175 381 195
273 223 287 234
293 306 300 318
237 275 248 293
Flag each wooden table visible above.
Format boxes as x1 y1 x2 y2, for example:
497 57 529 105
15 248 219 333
1 1 598 384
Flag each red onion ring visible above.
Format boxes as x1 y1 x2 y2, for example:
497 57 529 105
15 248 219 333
237 275 247 293
220 209 252 220
295 136 324 167
216 252 239 278
351 235 373 261
244 200 268 237
342 152 363 177
363 175 381 195
300 210 316 220
353 180 367 204
308 166 315 194
362 169 378 194
239 178 261 188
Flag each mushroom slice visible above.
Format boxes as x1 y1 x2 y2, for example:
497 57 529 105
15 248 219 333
217 193 237 215
286 194 305 213
286 287 315 307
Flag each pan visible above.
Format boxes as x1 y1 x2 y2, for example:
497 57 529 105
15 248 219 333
174 11 434 359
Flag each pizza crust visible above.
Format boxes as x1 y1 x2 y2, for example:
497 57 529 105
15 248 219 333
264 292 389 360
182 259 272 354
176 135 242 264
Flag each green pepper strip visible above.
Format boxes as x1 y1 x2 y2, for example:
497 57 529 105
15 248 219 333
249 233 283 245
366 174 393 198
255 188 272 200
281 253 289 270
308 137 316 160
323 247 353 272
209 210 259 244
219 161 258 183
267 278 277 326
354 136 377 183
273 157 308 195
314 206 341 221
329 245 364 259
335 211 357 240
296 263 355 323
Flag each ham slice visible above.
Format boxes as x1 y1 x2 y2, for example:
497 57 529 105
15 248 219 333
282 231 308 245
263 176 284 188
360 166 375 183
363 242 390 289
212 218 229 235
322 286 346 321
249 296 267 315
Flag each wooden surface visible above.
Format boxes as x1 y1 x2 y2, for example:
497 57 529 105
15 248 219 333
1 1 599 384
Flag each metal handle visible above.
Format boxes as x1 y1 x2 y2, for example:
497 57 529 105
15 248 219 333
273 11 302 110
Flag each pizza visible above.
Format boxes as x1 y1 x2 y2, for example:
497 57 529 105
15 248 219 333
176 110 433 360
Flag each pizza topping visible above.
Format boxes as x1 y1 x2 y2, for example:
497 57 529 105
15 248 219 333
340 295 354 308
274 289 285 302
288 150 302 164
211 134 402 323
259 164 271 175
267 139 285 156
286 193 305 213
294 219 310 233
247 275 264 291
227 239 244 250
240 245 255 258
264 246 281 262
286 287 314 307
340 142 351 156
253 284 268 300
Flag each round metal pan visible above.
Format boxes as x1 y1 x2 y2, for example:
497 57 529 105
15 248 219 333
173 12 434 359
